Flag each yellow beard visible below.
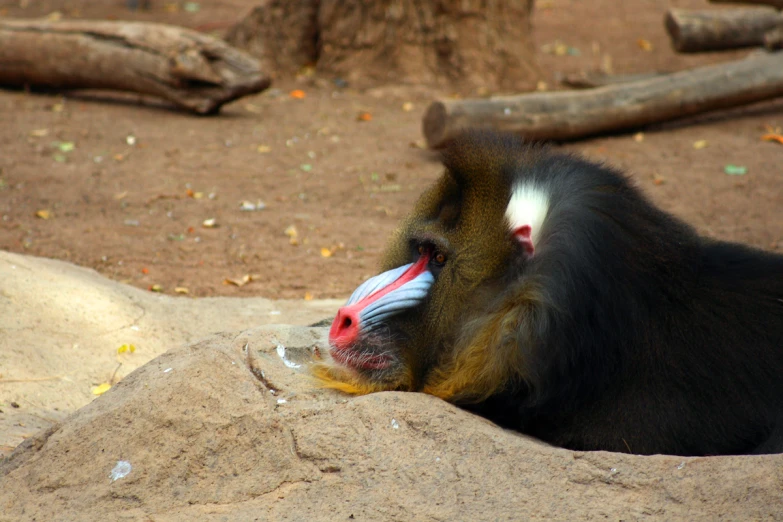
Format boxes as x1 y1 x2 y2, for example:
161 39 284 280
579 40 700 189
309 356 416 396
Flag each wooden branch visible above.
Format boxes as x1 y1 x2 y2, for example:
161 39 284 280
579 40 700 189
422 51 783 147
665 8 781 52
710 0 783 10
560 71 666 89
0 19 271 115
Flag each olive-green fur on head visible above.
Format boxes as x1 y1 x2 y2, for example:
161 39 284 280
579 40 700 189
374 131 540 394
313 130 549 402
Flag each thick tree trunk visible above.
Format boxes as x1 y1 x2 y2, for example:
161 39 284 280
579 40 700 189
227 0 540 93
224 0 319 77
0 19 270 114
422 51 783 147
664 8 781 52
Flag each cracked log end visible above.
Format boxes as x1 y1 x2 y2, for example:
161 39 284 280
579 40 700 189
422 101 449 149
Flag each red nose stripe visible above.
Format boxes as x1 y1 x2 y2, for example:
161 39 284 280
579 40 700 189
329 255 429 348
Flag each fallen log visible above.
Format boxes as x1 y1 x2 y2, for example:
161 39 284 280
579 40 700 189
664 8 781 52
422 51 783 147
0 19 270 114
710 0 783 10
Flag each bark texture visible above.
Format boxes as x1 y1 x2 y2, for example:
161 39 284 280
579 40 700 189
227 0 540 92
0 19 270 114
224 0 319 77
664 8 781 52
423 51 783 146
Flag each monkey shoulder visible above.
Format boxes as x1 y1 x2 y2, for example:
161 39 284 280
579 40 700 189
701 239 783 272
698 239 783 297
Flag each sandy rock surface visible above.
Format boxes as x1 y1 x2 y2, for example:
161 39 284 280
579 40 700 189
1 251 782 520
0 250 339 452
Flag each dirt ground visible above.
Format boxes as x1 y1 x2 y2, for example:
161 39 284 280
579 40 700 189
0 0 781 301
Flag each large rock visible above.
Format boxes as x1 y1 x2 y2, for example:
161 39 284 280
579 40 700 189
1 250 781 520
1 325 782 520
0 250 340 452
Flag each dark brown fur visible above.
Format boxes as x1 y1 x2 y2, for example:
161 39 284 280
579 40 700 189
315 130 783 456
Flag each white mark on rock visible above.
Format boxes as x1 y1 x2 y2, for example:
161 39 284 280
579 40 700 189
677 461 686 470
163 368 173 373
276 344 301 369
277 398 287 404
110 460 132 482
269 310 282 316
130 325 140 331
391 419 399 429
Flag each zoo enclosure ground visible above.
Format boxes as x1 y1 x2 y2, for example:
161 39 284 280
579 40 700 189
0 0 780 300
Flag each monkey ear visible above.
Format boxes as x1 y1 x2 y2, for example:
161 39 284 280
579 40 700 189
511 225 535 256
506 184 549 258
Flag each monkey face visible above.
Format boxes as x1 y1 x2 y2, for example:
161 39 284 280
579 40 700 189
327 254 434 380
313 135 530 397
313 214 518 397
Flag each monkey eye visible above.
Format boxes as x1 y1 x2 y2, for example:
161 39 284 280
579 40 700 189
413 241 447 266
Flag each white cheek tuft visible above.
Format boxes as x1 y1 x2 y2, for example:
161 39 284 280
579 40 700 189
505 183 549 248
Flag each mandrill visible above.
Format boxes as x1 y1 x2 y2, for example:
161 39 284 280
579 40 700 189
312 130 783 457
